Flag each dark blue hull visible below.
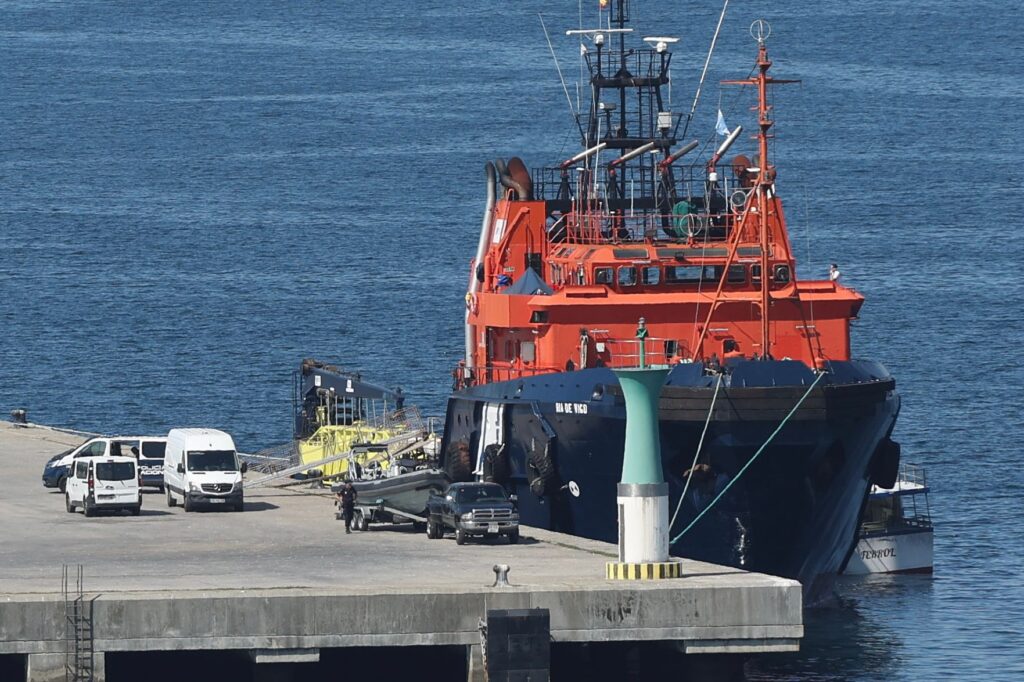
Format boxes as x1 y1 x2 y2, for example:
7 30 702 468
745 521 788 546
441 360 900 605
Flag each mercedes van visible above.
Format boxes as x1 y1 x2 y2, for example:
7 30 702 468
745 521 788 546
163 428 245 512
65 456 142 517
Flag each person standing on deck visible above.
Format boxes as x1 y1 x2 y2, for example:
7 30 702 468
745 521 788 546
829 263 841 284
337 481 358 534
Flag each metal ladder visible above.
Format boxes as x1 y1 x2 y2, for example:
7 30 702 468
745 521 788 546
62 564 93 682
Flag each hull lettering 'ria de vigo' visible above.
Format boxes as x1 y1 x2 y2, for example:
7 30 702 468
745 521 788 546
440 3 900 605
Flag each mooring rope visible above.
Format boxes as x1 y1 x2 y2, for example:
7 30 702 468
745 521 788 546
668 373 723 532
670 370 825 545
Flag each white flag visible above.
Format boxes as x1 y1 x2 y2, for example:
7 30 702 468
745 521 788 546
716 109 730 136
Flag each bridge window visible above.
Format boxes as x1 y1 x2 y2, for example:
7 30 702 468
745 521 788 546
642 266 660 285
665 265 721 284
595 267 613 285
618 266 637 286
727 264 746 283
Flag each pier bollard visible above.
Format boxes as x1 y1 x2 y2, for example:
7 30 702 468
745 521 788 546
606 366 682 580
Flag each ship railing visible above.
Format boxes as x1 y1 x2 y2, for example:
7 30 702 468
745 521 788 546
533 162 753 207
584 47 668 84
603 337 676 368
559 209 743 245
898 462 928 489
481 362 564 384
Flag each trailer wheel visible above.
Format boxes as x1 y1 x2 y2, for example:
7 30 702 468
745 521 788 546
354 510 369 532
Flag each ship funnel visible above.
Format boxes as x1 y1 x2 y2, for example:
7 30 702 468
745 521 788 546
658 140 699 171
560 142 607 169
610 141 657 167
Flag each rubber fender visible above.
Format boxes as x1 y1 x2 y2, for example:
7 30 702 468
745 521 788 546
481 443 510 483
527 441 559 497
869 438 901 489
445 438 474 482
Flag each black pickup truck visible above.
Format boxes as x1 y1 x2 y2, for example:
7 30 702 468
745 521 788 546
426 482 520 545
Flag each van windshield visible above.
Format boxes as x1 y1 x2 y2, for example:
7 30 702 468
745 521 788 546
187 450 237 472
96 462 136 481
141 442 166 460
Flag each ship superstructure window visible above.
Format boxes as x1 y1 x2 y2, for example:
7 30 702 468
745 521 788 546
643 266 660 285
727 264 747 283
595 267 614 284
773 264 791 283
618 266 637 286
665 265 720 285
751 264 762 283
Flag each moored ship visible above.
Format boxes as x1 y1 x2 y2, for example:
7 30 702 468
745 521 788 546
440 4 901 603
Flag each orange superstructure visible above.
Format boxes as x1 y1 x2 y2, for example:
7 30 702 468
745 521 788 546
457 38 860 388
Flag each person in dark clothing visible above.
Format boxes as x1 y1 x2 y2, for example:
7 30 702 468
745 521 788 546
337 481 358 533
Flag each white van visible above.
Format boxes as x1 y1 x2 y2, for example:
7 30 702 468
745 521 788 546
65 456 142 517
43 436 146 492
163 428 245 512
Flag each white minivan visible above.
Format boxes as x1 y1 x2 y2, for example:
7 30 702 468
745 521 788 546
163 428 245 512
65 456 142 517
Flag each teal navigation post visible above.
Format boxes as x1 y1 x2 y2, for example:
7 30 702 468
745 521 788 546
606 321 682 580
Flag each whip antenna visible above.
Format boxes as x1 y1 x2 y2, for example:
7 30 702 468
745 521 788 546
539 13 586 141
679 0 730 140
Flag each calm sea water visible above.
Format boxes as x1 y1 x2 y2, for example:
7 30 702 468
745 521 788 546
3 1 1023 679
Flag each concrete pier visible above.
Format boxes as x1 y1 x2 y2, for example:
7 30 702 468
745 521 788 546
0 423 802 680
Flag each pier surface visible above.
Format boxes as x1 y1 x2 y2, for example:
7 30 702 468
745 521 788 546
0 422 802 680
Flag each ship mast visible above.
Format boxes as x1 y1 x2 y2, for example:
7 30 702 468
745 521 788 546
719 20 797 360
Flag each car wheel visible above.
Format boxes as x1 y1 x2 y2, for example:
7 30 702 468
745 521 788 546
455 527 467 545
508 529 520 544
58 477 67 494
83 499 95 518
183 494 193 512
65 494 74 513
166 487 177 508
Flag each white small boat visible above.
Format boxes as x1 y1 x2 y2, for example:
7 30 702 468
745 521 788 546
844 464 934 575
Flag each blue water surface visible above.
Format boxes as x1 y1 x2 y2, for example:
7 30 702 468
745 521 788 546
3 1 1023 679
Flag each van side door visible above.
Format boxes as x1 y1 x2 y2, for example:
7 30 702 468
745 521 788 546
69 460 89 502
